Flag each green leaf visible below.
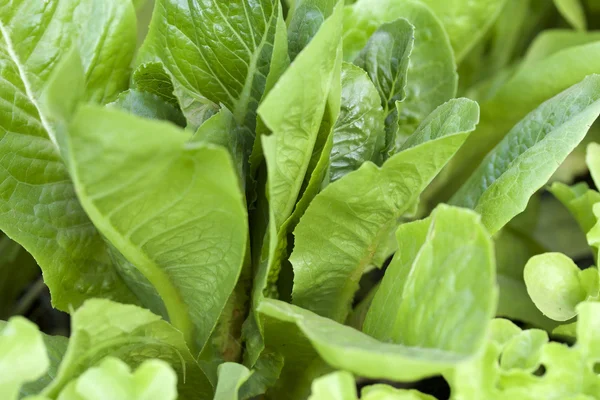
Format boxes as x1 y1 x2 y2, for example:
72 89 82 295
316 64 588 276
41 299 212 399
0 0 139 311
353 18 413 116
1 0 136 104
363 205 497 353
245 2 343 362
308 371 357 400
213 363 252 400
238 351 283 399
330 63 385 181
191 108 248 185
20 332 68 397
287 0 337 60
0 317 49 400
434 41 600 205
418 0 507 62
524 253 588 321
108 90 185 127
343 0 457 148
554 0 587 31
451 75 600 234
139 0 279 131
353 18 413 151
291 98 479 321
132 0 149 11
0 237 39 319
56 358 177 400
61 105 248 353
132 62 177 105
251 4 290 173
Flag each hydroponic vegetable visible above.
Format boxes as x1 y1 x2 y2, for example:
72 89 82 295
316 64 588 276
2 0 600 399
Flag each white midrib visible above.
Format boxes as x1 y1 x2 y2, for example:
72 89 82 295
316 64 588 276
0 22 59 149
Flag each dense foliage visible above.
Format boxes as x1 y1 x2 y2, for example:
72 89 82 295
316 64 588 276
2 0 600 399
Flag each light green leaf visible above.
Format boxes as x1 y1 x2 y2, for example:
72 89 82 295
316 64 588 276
524 253 588 321
330 63 385 181
61 105 248 353
308 371 357 400
419 0 506 62
108 90 185 127
434 42 600 205
287 0 337 60
0 317 49 400
139 0 279 131
56 358 177 400
344 0 457 150
451 75 600 234
0 0 139 310
307 371 436 400
549 182 600 248
213 363 252 400
259 3 342 231
449 302 600 399
522 30 600 67
246 2 343 363
500 329 548 372
587 203 600 251
361 385 435 400
41 299 212 399
259 296 484 385
588 142 600 187
554 0 587 31
292 98 479 321
364 205 497 353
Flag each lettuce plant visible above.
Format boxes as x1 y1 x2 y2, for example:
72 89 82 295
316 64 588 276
1 0 600 399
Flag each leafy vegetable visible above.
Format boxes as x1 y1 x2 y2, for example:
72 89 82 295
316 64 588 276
3 1 600 399
260 205 496 398
0 0 138 312
451 75 600 234
343 0 457 149
292 98 479 321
